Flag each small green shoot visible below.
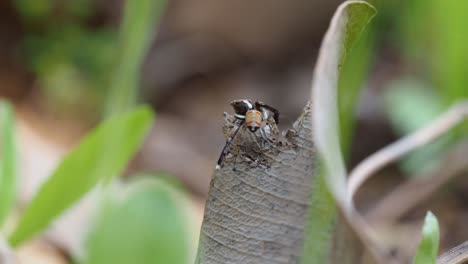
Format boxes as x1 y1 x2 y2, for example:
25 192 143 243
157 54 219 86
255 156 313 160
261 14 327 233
413 211 440 264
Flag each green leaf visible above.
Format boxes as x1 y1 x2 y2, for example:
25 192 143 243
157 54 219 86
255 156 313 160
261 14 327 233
306 1 376 263
413 211 440 264
9 106 154 247
0 101 18 228
105 0 167 116
338 27 374 156
85 176 190 264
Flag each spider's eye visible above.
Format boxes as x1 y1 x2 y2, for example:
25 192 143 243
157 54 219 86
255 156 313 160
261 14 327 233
230 99 253 117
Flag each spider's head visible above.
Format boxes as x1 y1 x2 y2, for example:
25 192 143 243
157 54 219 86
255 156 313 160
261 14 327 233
230 99 254 119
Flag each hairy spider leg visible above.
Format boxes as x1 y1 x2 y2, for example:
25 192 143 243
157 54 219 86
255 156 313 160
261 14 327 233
259 125 275 145
255 101 280 124
216 119 244 170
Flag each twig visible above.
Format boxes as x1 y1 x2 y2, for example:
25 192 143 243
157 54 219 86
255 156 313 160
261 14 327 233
195 104 316 264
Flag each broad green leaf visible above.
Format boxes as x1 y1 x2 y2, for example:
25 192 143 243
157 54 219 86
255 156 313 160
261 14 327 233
85 177 190 264
306 1 376 263
0 101 17 228
9 106 154 247
105 0 167 116
413 211 439 264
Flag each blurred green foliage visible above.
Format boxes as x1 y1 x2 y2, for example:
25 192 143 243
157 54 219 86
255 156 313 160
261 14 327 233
14 0 166 120
375 0 468 175
400 0 468 106
15 0 93 22
0 102 190 263
9 3 189 263
85 177 190 264
9 106 154 247
105 0 167 116
15 0 116 119
25 26 116 118
0 101 17 229
383 80 452 175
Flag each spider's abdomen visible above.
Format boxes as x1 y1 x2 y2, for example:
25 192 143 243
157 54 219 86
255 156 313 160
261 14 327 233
245 110 262 132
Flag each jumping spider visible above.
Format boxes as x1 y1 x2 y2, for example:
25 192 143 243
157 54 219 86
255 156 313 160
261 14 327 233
216 99 280 170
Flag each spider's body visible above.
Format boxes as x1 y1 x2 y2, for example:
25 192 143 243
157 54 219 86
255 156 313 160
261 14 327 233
216 99 279 169
245 109 262 132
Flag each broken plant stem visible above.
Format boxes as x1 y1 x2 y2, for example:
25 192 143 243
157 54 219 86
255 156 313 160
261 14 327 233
348 101 468 202
196 103 316 264
367 141 468 223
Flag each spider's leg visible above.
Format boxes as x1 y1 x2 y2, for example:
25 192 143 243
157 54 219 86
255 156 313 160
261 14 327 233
259 126 268 144
255 101 280 125
216 120 244 169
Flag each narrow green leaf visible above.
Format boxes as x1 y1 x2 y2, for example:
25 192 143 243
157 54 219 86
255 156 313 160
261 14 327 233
0 101 17 228
105 0 167 116
85 177 190 264
9 106 154 247
413 211 440 264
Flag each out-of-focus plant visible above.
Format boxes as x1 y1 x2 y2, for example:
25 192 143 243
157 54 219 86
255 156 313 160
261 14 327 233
370 0 468 175
14 0 116 120
0 102 191 263
0 101 17 229
383 80 452 175
85 177 191 264
15 0 93 23
24 25 116 119
83 2 193 262
307 2 450 262
413 212 439 264
9 106 154 246
302 2 377 263
9 1 192 263
104 0 166 116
